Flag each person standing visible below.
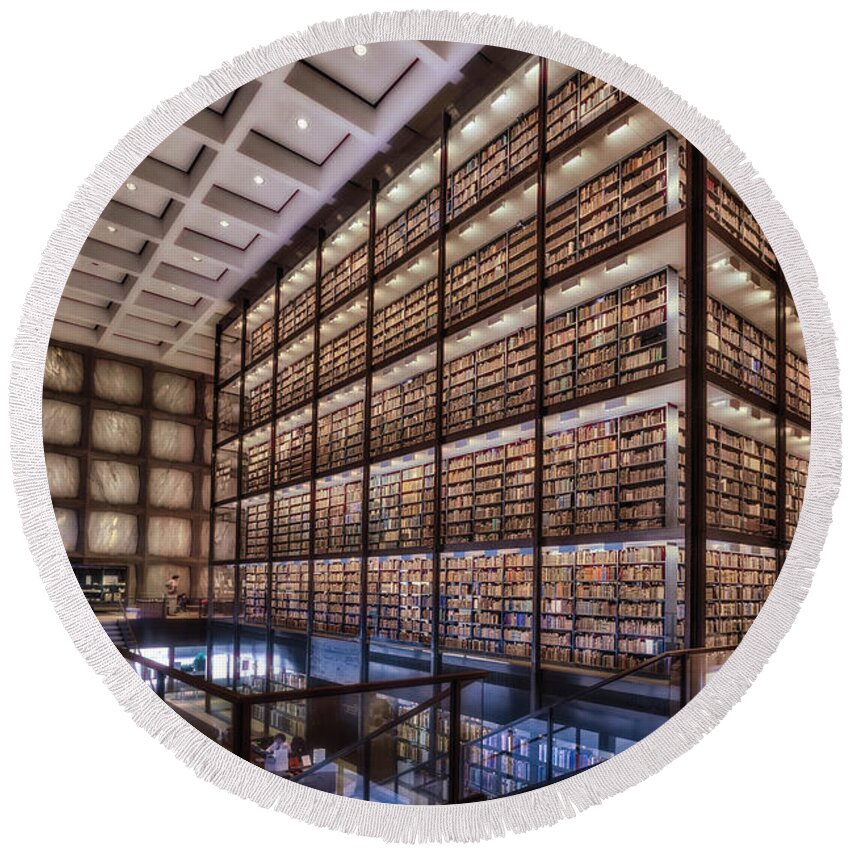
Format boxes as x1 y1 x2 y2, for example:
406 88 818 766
165 574 180 615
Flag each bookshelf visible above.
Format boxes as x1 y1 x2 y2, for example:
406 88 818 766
208 58 807 679
241 499 270 561
706 170 777 270
276 350 314 415
706 420 777 535
272 486 311 558
314 475 362 555
442 435 536 545
73 566 128 606
370 366 437 458
271 560 309 631
542 405 680 537
316 397 365 474
372 277 438 364
545 133 684 279
705 543 777 647
445 220 538 328
707 296 777 400
368 455 435 551
544 269 684 405
313 557 361 635
446 107 539 225
785 349 811 420
443 322 536 435
318 321 367 393
278 285 316 345
439 549 534 657
242 430 271 496
240 563 268 625
366 555 433 644
214 443 238 503
370 369 437 457
540 543 681 668
321 243 368 313
785 450 809 543
274 414 313 486
375 188 441 274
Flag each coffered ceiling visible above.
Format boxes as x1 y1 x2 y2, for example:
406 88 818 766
53 41 489 375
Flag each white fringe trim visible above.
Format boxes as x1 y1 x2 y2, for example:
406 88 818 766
7 10 841 843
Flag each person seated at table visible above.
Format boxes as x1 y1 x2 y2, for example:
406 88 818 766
288 736 308 775
265 733 289 773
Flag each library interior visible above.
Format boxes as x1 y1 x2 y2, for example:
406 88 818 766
41 42 810 804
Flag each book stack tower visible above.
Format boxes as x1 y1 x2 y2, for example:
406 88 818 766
205 54 809 699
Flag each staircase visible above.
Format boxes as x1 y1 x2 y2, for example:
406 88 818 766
99 607 138 653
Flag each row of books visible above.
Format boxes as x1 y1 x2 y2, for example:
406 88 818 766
705 547 777 647
544 268 684 404
706 170 777 270
543 405 678 536
706 421 778 535
545 134 684 279
539 544 685 668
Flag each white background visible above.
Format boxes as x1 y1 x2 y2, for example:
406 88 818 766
1 2 847 846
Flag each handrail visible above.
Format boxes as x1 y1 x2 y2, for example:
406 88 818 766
245 669 486 706
122 650 244 702
122 649 487 707
291 685 454 783
461 645 736 752
118 604 139 650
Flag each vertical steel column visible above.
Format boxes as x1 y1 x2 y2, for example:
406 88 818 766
685 144 707 649
529 56 548 712
430 111 451 675
776 275 788 568
207 324 222 629
359 178 379 683
448 678 463 803
266 268 283 679
233 300 249 684
305 230 325 681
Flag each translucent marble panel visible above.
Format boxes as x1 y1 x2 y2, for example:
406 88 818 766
54 507 78 552
43 399 82 446
45 452 80 499
43 346 84 393
199 520 210 559
148 516 193 558
93 359 143 405
213 514 237 561
87 511 138 555
201 473 212 511
150 419 195 462
91 409 142 455
152 372 196 415
89 460 140 505
143 564 191 599
149 468 194 510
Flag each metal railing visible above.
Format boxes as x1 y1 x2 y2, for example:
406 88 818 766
122 650 486 803
460 646 736 800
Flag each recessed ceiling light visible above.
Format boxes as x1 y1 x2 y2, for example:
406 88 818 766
352 44 368 57
461 117 477 134
253 175 265 185
125 182 137 191
106 225 117 233
191 255 202 262
296 117 309 130
219 219 230 228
